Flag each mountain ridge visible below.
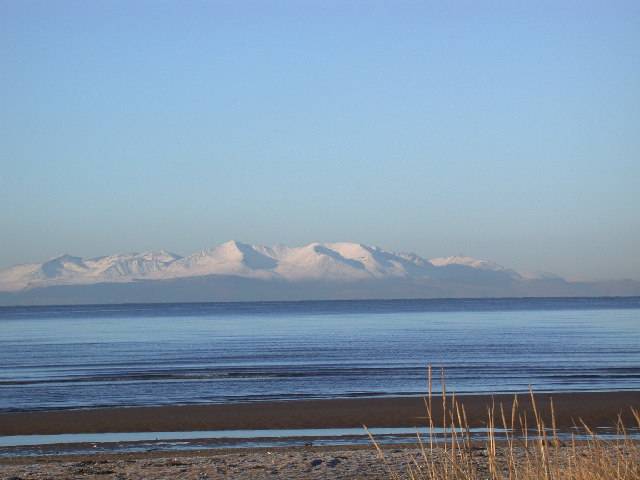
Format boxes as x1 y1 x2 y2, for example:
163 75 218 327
0 241 638 305
0 240 516 291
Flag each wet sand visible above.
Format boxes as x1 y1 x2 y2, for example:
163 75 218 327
1 391 639 436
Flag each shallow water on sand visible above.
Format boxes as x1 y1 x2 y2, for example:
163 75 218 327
2 426 640 457
1 298 639 412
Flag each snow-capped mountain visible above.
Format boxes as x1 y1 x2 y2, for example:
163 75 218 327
0 250 182 291
0 241 514 291
0 241 637 305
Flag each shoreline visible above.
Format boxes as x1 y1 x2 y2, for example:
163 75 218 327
2 295 639 312
2 442 639 479
2 391 639 436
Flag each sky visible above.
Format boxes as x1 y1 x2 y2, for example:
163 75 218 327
1 1 639 281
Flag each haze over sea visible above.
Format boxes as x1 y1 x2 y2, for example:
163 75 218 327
1 297 639 413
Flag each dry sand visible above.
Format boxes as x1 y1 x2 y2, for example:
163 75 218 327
1 443 639 480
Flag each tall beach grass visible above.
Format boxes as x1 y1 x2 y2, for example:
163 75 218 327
367 367 640 480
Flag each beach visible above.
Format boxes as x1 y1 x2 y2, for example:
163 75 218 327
1 391 639 478
2 391 639 436
2 442 640 479
0 444 527 480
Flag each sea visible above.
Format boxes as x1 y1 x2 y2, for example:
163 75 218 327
1 297 639 413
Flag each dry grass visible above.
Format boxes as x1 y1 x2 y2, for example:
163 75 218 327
367 367 640 480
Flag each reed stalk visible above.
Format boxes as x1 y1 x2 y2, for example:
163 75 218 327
368 367 640 479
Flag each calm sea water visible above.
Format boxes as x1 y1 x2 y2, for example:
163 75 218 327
0 298 639 412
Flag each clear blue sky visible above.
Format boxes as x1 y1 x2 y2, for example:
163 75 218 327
1 1 639 280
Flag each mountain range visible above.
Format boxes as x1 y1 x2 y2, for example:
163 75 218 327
0 241 638 305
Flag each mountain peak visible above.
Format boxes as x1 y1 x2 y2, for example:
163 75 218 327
220 239 244 248
1 242 637 302
0 241 539 293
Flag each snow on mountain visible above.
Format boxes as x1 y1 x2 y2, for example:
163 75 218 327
429 255 505 271
428 255 522 280
0 255 89 291
0 241 532 292
85 250 182 279
165 241 277 279
0 251 181 291
0 263 50 292
273 243 374 280
323 242 434 278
